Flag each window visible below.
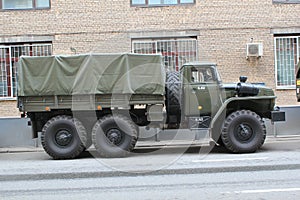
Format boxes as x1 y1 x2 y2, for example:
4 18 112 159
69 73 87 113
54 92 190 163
1 0 50 10
132 38 197 71
275 36 300 89
190 67 215 83
0 43 52 99
273 0 300 4
131 0 195 7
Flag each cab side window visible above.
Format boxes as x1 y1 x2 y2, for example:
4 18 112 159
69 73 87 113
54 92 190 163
190 67 214 83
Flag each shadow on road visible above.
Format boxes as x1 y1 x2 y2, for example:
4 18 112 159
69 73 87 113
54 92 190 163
2 138 300 161
77 145 231 159
78 139 300 159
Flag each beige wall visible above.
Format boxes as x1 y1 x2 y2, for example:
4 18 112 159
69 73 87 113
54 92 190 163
1 0 300 117
0 101 20 117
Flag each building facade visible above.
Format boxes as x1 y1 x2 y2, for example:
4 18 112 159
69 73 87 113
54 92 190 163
0 0 300 117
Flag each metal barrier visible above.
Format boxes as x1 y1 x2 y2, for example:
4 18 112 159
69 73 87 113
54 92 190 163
272 106 300 136
0 106 298 147
0 118 37 147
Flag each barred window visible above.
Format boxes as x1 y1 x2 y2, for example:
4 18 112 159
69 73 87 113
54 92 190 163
0 43 52 99
0 0 50 10
131 0 195 7
275 36 300 89
132 38 198 71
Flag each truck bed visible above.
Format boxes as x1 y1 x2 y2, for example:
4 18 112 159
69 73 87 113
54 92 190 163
18 94 164 112
18 53 165 96
17 53 165 112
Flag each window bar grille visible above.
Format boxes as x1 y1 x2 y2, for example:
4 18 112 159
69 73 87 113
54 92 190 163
0 47 10 97
276 37 298 87
132 39 197 71
0 44 52 99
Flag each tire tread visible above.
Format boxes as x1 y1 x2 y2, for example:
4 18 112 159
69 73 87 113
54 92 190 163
221 110 266 153
41 115 87 159
92 114 138 158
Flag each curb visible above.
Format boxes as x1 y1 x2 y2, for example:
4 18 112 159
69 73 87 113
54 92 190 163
0 147 44 154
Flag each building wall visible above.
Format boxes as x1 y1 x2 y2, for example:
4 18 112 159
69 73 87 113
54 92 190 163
1 0 300 117
0 101 19 117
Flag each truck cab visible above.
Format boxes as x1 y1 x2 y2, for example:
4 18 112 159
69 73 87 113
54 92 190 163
181 62 224 120
174 62 224 131
164 62 285 153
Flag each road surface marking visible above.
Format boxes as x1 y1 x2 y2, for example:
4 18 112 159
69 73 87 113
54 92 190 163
231 188 300 194
192 157 268 163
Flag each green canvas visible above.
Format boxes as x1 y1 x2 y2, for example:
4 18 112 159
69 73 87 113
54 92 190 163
18 53 165 96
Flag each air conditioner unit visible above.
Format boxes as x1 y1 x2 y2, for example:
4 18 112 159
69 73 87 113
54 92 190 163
246 43 263 58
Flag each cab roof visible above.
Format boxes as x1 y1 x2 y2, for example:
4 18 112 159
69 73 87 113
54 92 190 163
181 61 217 70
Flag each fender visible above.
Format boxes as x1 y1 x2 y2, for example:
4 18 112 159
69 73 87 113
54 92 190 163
209 95 276 141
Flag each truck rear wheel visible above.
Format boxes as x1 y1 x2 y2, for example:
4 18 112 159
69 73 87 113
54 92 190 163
221 110 266 153
92 114 138 158
41 115 87 159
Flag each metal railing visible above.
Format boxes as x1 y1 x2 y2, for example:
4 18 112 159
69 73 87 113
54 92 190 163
132 39 198 71
0 44 52 99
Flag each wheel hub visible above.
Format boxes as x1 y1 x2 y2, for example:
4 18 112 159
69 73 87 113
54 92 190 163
106 129 123 145
236 124 253 142
55 130 73 146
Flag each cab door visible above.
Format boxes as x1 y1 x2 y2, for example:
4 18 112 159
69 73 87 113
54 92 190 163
183 66 223 118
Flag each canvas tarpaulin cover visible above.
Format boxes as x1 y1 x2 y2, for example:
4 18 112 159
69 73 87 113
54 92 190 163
18 53 165 96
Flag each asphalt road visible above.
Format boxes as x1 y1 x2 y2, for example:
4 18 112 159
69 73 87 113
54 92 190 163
1 169 300 200
0 137 300 199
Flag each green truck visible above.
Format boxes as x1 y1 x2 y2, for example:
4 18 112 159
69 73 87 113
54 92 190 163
17 53 285 159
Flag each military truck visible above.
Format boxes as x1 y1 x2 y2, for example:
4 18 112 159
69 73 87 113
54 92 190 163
17 53 285 159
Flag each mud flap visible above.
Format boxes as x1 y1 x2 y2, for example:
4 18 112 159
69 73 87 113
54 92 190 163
271 111 285 122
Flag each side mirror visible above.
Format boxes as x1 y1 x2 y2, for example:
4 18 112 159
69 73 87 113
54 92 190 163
239 76 248 83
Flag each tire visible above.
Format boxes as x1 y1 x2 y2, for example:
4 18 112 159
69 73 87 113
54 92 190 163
221 110 266 153
41 115 87 159
92 114 138 158
165 71 182 125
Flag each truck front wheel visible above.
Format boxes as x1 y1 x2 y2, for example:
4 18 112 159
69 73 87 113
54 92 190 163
41 115 87 159
221 110 266 153
92 114 138 158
